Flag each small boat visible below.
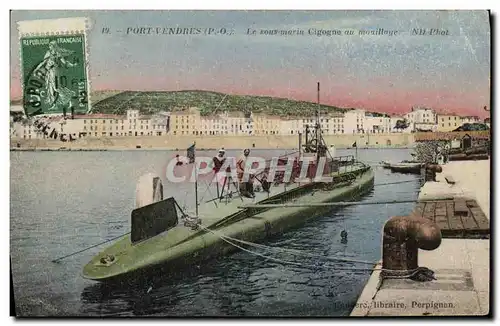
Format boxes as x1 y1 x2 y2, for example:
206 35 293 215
380 161 391 168
388 162 423 174
81 83 376 282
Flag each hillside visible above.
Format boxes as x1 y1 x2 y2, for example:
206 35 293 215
90 90 350 117
90 90 124 104
10 90 122 107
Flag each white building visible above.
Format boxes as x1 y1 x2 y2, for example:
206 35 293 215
328 114 345 134
318 117 331 135
10 108 172 140
364 114 391 133
404 106 437 131
200 115 224 135
461 116 481 124
343 109 366 134
151 113 169 136
244 114 254 135
11 115 74 140
300 117 316 133
280 118 303 135
223 111 249 135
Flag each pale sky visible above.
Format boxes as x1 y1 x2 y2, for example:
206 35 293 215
10 10 491 117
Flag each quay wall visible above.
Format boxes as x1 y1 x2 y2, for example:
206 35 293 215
12 131 488 151
11 133 415 150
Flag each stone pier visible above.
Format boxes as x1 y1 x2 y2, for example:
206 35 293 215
351 159 490 316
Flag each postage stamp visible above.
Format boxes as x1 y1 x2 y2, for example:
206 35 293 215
18 18 90 117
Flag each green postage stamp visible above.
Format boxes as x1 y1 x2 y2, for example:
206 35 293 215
20 34 89 117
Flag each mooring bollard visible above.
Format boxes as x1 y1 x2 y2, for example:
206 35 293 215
381 215 442 279
424 163 442 182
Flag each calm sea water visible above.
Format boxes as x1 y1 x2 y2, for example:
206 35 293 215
10 148 420 317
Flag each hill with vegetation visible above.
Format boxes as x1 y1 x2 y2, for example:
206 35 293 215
90 90 123 103
90 90 350 117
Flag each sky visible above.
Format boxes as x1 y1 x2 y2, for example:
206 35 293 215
10 10 491 118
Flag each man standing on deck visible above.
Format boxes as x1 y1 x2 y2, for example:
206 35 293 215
212 149 226 173
213 149 227 197
237 148 255 198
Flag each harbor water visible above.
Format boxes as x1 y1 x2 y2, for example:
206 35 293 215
11 148 420 316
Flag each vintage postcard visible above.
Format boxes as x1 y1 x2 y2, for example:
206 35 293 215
10 10 491 317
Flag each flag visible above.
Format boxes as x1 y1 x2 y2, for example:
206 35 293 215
187 144 195 164
352 141 357 148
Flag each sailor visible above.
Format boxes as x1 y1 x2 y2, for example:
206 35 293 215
237 148 255 198
212 148 226 173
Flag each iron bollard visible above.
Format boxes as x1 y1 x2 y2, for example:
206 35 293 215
381 215 442 278
424 163 442 182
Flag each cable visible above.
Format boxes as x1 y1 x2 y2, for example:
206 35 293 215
198 224 376 266
374 179 417 187
51 231 130 263
198 224 431 279
199 224 379 272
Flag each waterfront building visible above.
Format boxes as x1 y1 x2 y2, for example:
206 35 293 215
253 113 280 135
224 111 252 135
461 115 481 124
151 113 169 136
79 114 126 137
11 104 486 141
280 118 303 135
437 113 462 132
10 108 168 140
364 114 392 133
328 113 345 134
169 107 200 136
199 114 223 135
343 109 366 134
404 106 437 131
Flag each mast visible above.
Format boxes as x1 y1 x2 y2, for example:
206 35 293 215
298 132 302 161
316 82 321 161
194 141 199 218
316 82 320 137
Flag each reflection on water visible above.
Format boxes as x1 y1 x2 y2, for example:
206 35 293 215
11 148 419 316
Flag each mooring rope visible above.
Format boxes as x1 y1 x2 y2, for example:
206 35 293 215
198 224 380 272
373 179 418 187
198 224 375 265
51 231 131 263
196 224 433 279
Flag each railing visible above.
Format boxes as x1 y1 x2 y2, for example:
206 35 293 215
336 155 355 165
331 155 357 174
